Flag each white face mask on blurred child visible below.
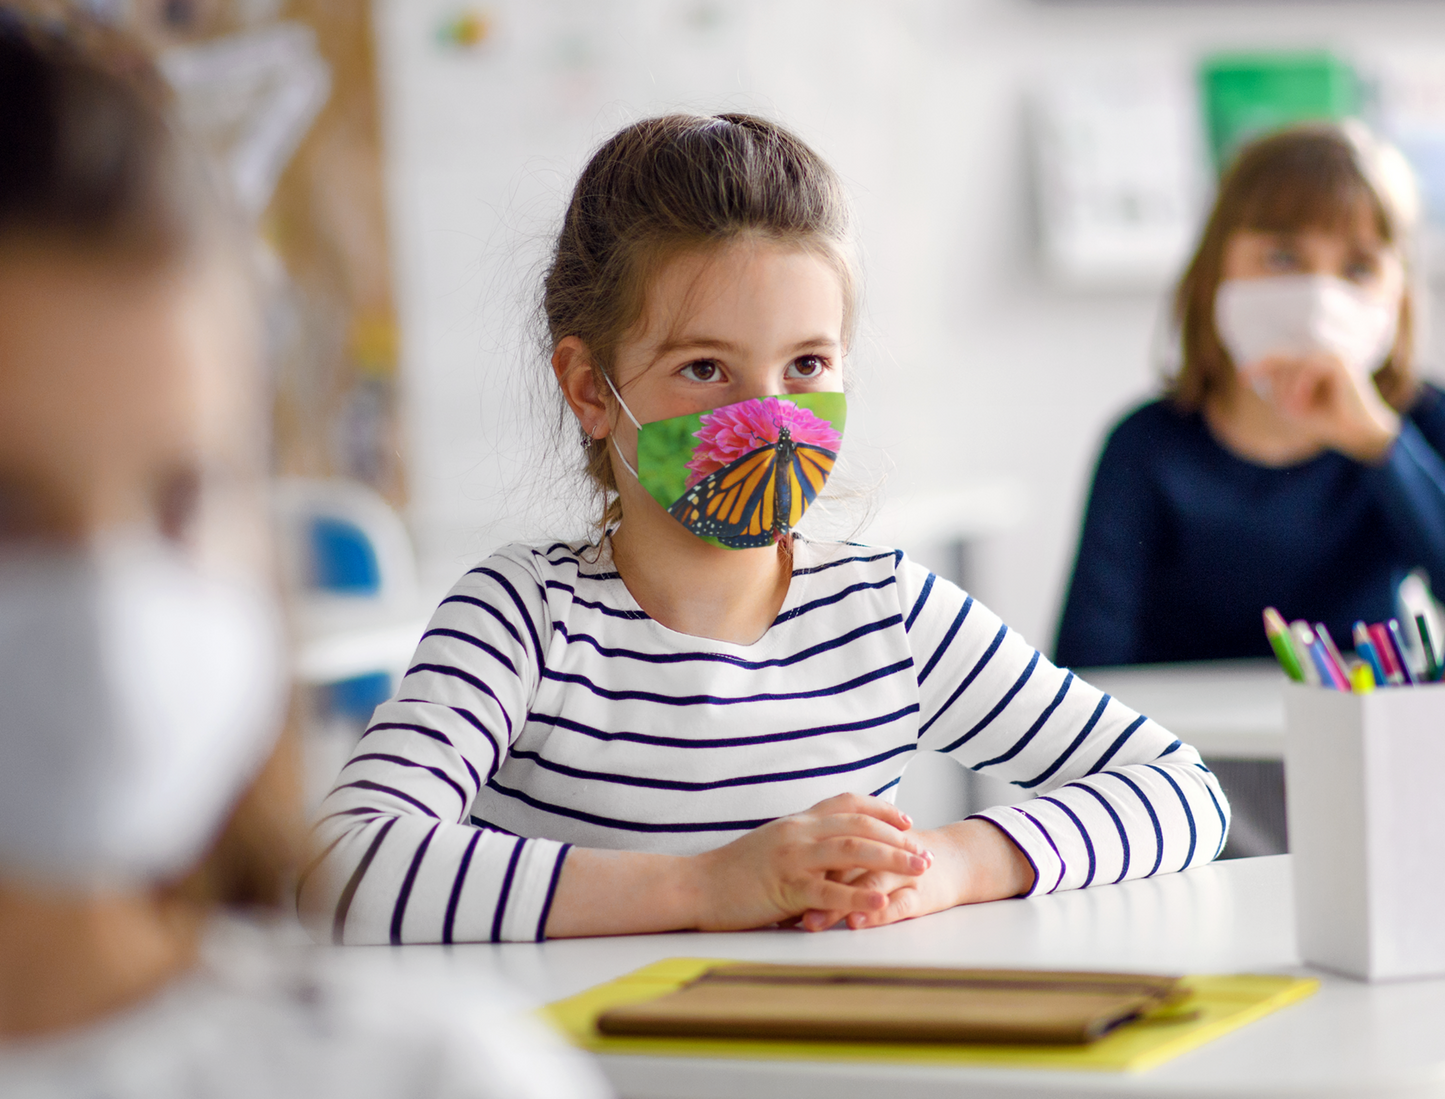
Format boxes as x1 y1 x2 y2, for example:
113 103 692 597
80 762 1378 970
0 533 285 888
1214 274 1400 381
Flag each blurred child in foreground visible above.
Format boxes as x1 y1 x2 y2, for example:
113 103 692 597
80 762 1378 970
0 18 606 1098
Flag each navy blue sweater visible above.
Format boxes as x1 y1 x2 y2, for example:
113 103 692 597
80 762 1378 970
1055 384 1445 667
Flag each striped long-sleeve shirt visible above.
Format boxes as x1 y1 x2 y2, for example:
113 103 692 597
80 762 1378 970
306 538 1229 944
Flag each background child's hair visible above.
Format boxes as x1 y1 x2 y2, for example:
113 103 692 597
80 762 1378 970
0 16 305 913
1170 122 1421 412
541 113 856 530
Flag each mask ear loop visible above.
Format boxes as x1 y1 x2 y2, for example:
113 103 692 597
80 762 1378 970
601 373 643 481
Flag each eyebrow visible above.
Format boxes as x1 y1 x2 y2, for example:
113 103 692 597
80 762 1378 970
652 334 840 357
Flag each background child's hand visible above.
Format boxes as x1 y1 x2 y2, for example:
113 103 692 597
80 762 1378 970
1243 352 1400 462
686 793 933 931
796 818 1036 932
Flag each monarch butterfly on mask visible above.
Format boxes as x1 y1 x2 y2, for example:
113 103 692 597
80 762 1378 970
668 425 838 548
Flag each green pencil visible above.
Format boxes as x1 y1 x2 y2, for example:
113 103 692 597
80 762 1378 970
1263 607 1306 682
1416 614 1441 682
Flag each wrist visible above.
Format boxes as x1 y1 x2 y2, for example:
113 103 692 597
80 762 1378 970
1338 402 1400 463
933 819 1035 904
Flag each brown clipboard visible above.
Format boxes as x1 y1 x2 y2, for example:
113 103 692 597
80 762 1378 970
596 963 1189 1045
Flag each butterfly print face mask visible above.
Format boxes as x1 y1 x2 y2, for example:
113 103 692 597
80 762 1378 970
603 378 847 549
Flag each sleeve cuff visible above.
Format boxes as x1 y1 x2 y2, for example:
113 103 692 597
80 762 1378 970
497 838 571 942
969 805 1066 897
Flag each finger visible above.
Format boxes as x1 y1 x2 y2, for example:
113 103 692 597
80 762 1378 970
800 908 846 932
809 792 912 832
808 836 930 876
814 813 934 857
800 879 889 921
847 884 922 930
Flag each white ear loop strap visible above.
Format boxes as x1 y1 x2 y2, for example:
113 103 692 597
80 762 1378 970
602 373 642 481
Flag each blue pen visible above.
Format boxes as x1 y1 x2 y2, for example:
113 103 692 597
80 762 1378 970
1353 621 1389 688
1387 619 1418 685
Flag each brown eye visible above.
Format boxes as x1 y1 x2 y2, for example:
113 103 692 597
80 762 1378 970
680 361 720 382
156 466 202 545
785 355 828 380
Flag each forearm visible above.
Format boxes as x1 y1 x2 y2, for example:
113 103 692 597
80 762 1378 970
544 847 703 938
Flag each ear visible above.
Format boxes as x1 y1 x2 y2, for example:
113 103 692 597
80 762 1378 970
553 336 611 440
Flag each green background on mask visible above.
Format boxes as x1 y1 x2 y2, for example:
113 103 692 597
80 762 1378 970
634 391 848 516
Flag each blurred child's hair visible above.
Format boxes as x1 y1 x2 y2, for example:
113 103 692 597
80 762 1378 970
0 17 303 913
1171 122 1421 411
0 12 208 262
542 113 855 530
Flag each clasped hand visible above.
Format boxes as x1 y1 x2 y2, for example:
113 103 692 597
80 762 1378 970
687 792 934 931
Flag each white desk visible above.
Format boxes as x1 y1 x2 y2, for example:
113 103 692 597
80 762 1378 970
393 856 1445 1098
1079 660 1286 761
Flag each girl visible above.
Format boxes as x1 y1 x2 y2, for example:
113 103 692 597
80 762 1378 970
0 20 604 1098
308 113 1228 944
1056 123 1445 668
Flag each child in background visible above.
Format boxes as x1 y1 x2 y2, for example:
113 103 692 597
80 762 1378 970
0 21 606 1099
1057 123 1445 669
308 113 1229 945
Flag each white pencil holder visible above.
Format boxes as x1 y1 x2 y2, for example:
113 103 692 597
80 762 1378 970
1284 681 1445 981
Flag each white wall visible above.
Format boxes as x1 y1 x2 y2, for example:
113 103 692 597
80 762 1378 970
373 0 1445 650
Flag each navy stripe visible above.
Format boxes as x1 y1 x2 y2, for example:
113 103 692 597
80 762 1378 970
508 742 915 793
344 753 471 806
546 584 648 621
541 658 913 708
1039 795 1096 887
421 627 518 675
442 828 482 944
490 838 525 942
405 664 514 736
772 576 897 625
439 594 524 648
1071 783 1130 884
365 721 454 749
1015 807 1068 892
550 614 900 670
1199 770 1229 859
536 844 572 940
1147 764 1197 869
1161 739 1182 756
332 817 397 945
870 775 903 797
1111 772 1165 876
390 823 437 944
918 623 1007 736
975 671 1073 769
917 596 973 684
524 703 920 750
1087 715 1148 775
487 779 773 834
335 779 441 820
938 649 1040 753
792 550 896 576
904 572 936 631
1017 693 1110 789
474 567 544 671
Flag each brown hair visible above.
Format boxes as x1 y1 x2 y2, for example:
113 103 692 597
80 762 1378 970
1171 123 1419 411
541 113 856 530
1 15 303 912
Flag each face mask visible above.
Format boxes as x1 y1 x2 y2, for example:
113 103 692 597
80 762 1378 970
1214 274 1400 380
604 378 847 548
0 535 285 888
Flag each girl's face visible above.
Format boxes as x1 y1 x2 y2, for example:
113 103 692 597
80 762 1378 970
1221 223 1404 304
0 247 267 579
608 238 845 431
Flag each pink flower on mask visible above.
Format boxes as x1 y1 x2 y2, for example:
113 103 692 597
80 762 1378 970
685 397 843 487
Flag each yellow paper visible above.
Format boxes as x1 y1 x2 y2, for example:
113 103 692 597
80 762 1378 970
544 958 1319 1074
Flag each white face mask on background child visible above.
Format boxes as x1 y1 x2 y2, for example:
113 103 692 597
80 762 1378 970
1214 274 1400 382
0 533 285 888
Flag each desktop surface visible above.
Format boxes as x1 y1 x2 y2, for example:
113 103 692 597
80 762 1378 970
406 856 1445 1098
